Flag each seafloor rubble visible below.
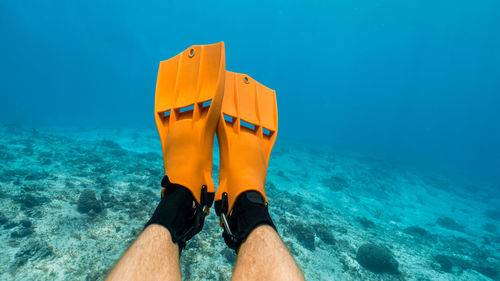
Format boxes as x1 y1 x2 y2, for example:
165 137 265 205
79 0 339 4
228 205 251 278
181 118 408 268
0 125 499 281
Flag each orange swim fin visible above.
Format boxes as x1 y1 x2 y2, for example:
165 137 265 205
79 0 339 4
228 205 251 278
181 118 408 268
154 42 225 211
214 71 278 221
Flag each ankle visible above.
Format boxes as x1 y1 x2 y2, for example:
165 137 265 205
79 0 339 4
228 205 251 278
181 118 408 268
221 191 276 251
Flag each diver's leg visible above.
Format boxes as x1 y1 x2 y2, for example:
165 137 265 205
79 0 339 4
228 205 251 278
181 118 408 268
232 225 305 281
219 191 304 280
107 181 203 280
106 224 180 281
108 43 224 280
213 72 303 280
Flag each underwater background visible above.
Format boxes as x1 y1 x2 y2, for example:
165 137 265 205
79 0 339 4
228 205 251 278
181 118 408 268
1 0 499 280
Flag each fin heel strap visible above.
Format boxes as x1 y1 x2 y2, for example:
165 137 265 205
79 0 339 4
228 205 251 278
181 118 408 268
145 176 207 254
216 191 276 251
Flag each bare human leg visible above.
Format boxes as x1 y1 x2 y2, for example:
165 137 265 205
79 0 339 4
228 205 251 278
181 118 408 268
108 43 225 281
106 224 181 281
231 226 305 281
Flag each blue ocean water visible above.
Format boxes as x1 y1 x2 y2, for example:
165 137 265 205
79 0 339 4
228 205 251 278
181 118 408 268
1 0 499 280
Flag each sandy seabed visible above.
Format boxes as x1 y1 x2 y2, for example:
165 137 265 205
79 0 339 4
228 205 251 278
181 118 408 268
0 125 499 280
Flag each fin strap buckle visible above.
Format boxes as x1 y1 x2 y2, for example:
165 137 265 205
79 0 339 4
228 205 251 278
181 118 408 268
200 185 214 216
215 192 234 236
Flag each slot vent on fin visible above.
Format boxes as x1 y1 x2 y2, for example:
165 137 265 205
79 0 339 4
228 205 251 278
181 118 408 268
202 100 212 108
263 128 272 136
223 114 234 124
159 110 171 119
240 120 257 132
158 110 171 126
180 104 194 113
198 100 212 118
175 104 194 120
